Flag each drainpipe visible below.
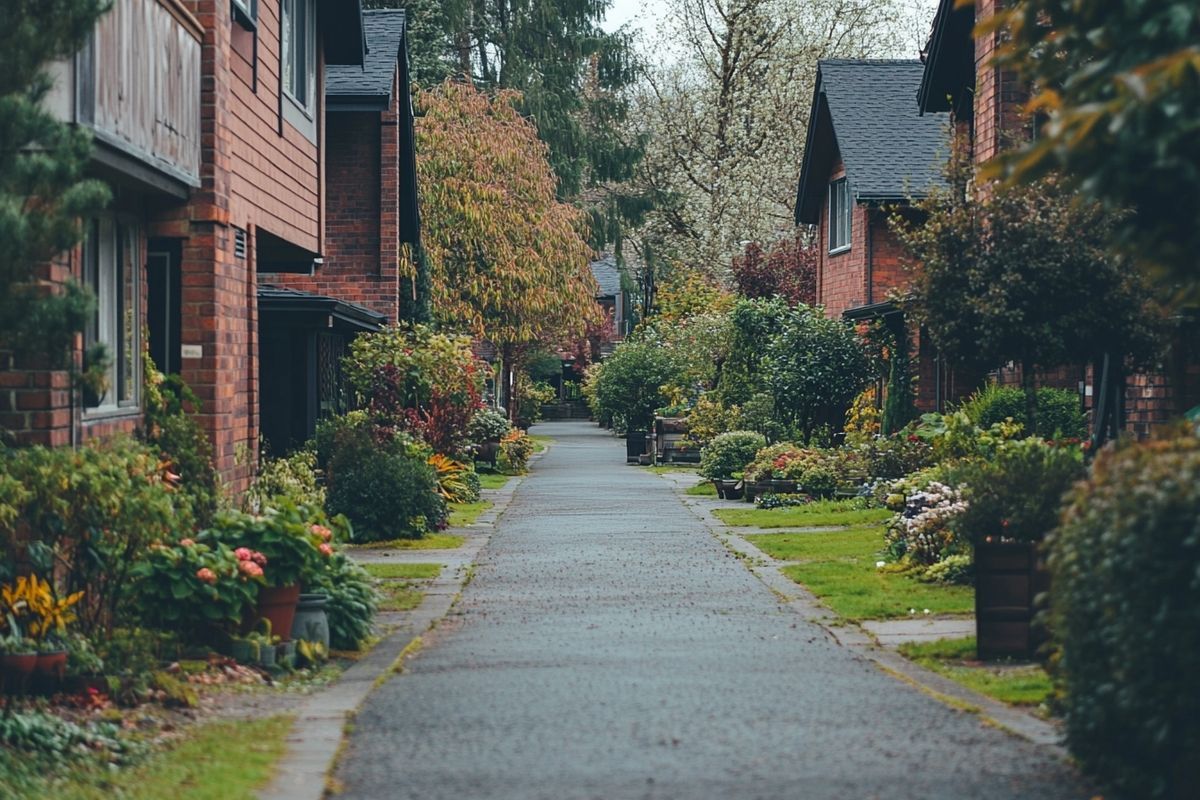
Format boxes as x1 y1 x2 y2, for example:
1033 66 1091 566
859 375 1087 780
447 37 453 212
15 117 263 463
865 206 874 305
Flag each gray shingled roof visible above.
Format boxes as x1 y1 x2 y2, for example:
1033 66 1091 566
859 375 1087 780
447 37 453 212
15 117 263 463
590 255 622 298
795 60 950 224
327 9 406 105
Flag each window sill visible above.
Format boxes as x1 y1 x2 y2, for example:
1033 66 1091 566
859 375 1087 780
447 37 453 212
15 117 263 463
83 404 142 422
828 245 852 256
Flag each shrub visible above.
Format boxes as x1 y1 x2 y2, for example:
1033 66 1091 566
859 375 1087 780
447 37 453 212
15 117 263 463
843 387 881 445
498 430 535 474
514 375 556 428
958 383 1087 439
201 504 329 589
0 436 187 635
1048 433 1200 799
765 305 875 439
591 339 675 432
244 449 325 514
467 408 511 444
913 411 1024 464
684 394 741 447
738 392 788 443
428 454 481 503
326 429 445 541
953 437 1085 544
699 431 767 480
308 551 377 651
883 476 968 566
855 434 935 481
742 442 802 482
799 466 837 497
718 297 790 406
142 354 222 526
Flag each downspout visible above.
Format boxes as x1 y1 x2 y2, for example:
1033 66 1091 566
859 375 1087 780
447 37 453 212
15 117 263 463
865 206 874 305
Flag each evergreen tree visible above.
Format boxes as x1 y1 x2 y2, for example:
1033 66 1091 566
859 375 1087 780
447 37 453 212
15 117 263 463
0 0 111 370
363 0 457 87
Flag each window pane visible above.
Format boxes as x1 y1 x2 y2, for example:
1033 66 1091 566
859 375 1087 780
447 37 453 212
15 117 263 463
282 0 294 98
118 223 138 405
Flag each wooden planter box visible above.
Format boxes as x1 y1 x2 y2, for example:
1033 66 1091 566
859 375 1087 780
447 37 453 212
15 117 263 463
770 479 798 494
743 479 772 502
713 479 744 500
975 541 1051 660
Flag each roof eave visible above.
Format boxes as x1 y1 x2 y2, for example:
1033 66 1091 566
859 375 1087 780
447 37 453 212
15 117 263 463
795 71 830 226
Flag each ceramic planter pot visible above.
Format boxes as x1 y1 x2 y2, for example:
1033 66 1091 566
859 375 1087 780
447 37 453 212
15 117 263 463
713 479 743 500
255 584 301 644
35 649 67 678
291 593 330 649
625 431 650 464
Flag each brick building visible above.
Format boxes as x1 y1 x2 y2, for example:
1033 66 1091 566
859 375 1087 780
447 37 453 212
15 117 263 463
919 0 1200 439
794 60 974 412
0 1 421 488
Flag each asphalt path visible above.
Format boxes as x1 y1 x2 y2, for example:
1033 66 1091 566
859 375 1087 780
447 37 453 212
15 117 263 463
334 421 1088 800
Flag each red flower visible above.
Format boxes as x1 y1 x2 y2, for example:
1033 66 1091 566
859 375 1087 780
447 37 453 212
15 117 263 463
196 567 217 584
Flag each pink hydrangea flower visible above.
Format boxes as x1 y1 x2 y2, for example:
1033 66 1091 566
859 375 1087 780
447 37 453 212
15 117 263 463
318 543 333 558
238 560 264 578
196 567 217 584
311 524 333 542
251 551 268 567
235 547 253 561
180 538 195 547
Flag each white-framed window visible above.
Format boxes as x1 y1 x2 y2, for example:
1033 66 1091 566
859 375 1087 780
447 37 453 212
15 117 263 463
829 178 852 253
281 0 316 115
83 217 141 413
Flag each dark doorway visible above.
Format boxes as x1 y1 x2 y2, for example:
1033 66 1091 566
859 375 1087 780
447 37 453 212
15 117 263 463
146 239 182 375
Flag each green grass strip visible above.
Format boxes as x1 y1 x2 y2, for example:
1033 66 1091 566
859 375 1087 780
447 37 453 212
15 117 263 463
714 503 892 529
745 526 972 621
50 716 293 800
477 472 511 490
348 533 465 550
448 500 492 527
685 481 717 496
375 582 425 612
898 637 1054 707
363 562 441 580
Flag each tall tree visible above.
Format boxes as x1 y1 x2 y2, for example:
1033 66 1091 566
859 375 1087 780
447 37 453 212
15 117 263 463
0 0 111 376
986 0 1200 298
363 0 458 87
896 151 1163 433
410 81 600 414
628 0 919 276
731 233 817 306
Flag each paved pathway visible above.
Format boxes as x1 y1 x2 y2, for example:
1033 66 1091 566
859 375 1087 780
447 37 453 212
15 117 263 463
333 421 1088 799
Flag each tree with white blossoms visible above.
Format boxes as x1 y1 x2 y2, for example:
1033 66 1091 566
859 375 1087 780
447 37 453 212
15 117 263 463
626 0 929 279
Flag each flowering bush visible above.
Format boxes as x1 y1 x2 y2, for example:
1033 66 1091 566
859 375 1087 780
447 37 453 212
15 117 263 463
199 503 327 589
244 450 325 514
684 394 742 447
883 479 969 567
467 408 511 445
912 411 1023 464
498 430 535 474
130 538 262 639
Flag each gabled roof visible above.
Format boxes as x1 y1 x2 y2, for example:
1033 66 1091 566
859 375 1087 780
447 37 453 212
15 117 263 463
917 0 976 116
320 0 366 66
590 255 623 298
795 60 950 225
327 9 407 108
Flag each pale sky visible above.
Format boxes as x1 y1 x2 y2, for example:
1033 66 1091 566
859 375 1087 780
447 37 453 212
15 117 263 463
601 0 942 57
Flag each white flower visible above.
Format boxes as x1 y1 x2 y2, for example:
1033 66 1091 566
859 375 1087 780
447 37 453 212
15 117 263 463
875 560 886 568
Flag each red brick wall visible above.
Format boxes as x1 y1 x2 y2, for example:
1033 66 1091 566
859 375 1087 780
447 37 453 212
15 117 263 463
973 0 1029 165
264 88 404 321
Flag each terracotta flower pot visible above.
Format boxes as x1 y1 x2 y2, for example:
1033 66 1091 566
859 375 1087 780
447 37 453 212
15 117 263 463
1 652 37 695
35 649 67 678
255 584 301 643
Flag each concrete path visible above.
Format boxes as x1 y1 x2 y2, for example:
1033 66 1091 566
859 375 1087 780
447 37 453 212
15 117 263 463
332 421 1089 799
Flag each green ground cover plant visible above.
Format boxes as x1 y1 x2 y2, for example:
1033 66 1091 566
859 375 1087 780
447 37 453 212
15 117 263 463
898 637 1053 709
448 500 492 527
745 527 972 620
714 501 891 529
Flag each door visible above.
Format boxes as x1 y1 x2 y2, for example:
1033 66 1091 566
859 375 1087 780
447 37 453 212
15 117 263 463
146 239 182 375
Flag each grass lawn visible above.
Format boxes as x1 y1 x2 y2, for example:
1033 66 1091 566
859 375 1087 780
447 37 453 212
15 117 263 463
530 434 553 453
714 500 892 529
448 500 492 527
49 716 293 800
348 532 465 550
746 527 973 621
362 562 441 580
644 464 699 474
898 637 1054 709
685 481 717 496
375 582 425 612
477 472 511 490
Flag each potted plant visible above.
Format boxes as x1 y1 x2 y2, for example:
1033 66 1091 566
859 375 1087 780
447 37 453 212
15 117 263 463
700 431 766 499
202 503 325 640
468 408 511 467
0 614 36 695
954 438 1085 659
63 633 106 694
